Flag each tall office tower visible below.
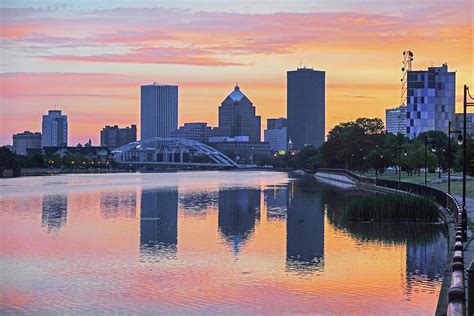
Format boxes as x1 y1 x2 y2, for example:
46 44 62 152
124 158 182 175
406 63 455 138
287 67 325 150
42 110 68 147
218 85 261 142
264 117 287 152
140 83 178 140
385 106 407 135
100 124 137 149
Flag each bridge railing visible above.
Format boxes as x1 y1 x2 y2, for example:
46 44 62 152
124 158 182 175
315 168 466 315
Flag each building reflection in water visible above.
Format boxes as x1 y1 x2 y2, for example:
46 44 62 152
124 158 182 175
286 181 324 273
41 194 68 232
179 191 218 215
218 188 260 255
140 188 178 259
321 184 448 296
405 228 448 297
100 191 137 219
264 185 287 221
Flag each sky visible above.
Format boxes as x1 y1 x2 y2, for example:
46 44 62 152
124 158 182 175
0 0 472 145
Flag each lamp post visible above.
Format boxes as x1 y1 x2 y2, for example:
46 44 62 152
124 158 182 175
448 121 463 195
397 146 407 190
424 137 437 186
462 85 474 240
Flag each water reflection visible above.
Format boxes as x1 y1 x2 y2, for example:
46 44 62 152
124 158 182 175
264 185 287 221
322 184 448 294
286 181 325 273
41 194 68 232
100 190 136 219
218 188 260 254
140 188 178 259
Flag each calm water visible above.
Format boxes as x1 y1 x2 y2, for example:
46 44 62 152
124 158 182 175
0 171 447 314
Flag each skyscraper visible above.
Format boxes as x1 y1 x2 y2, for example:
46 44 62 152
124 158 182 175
140 83 178 140
42 110 68 147
287 67 325 150
406 63 455 138
385 106 407 135
218 85 261 142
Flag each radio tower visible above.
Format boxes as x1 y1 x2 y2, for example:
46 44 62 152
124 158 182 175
399 50 414 133
400 51 414 106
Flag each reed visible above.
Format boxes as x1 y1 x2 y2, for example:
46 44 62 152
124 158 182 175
343 193 439 222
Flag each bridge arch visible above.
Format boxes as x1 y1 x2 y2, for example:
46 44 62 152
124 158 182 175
111 137 238 168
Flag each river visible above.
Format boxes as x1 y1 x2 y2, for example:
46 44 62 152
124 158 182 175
0 171 447 314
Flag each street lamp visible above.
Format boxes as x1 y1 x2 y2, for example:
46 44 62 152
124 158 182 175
462 85 474 240
448 121 463 194
397 146 408 190
424 137 438 186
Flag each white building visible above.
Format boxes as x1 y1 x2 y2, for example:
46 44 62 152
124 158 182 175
385 106 407 135
12 131 42 155
141 83 178 140
42 110 68 147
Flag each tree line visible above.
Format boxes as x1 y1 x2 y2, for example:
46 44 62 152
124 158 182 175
264 117 474 176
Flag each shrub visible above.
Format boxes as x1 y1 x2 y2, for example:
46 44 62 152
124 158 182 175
343 193 439 222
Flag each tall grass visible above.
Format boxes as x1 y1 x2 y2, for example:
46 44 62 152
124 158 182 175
343 193 439 222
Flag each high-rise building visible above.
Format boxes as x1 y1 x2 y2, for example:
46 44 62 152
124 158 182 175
100 124 137 149
264 117 287 152
287 67 325 150
140 83 178 140
42 110 68 147
12 131 42 155
406 63 455 138
218 85 261 142
170 122 214 143
385 106 407 135
455 113 474 138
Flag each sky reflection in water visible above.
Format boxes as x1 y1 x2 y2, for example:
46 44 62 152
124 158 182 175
0 171 447 314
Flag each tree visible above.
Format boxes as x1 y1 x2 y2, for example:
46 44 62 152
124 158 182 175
0 147 21 177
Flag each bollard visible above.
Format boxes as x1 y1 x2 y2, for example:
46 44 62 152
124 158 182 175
468 261 474 316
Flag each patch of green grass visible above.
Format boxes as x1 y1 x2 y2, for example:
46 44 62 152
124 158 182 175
359 171 474 199
343 193 439 222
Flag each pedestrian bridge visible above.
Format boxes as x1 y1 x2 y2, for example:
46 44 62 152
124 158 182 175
111 137 238 168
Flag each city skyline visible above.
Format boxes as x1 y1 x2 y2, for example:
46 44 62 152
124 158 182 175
1 0 472 145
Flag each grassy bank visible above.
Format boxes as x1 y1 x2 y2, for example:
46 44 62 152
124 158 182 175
343 193 439 222
358 171 473 199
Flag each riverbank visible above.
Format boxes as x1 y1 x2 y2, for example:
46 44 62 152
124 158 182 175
313 168 466 315
1 166 292 178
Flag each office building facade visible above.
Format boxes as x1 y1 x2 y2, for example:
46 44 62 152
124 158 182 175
141 83 178 140
264 117 287 152
100 124 137 149
287 68 325 150
170 122 214 143
385 106 407 135
218 85 261 142
406 64 455 138
42 110 68 147
12 131 42 155
456 113 474 138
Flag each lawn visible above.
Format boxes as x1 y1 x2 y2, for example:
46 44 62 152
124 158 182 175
358 170 474 199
